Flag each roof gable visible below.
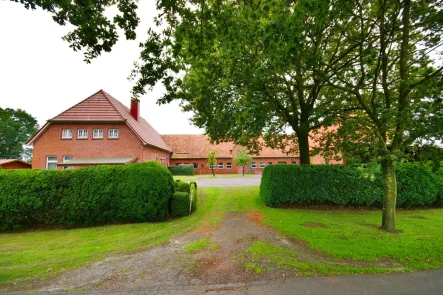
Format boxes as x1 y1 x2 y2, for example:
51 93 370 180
27 90 171 151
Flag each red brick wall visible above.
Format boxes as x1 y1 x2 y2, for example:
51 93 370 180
0 161 31 169
169 157 300 175
32 122 169 169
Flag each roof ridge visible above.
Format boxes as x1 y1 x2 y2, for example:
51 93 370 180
98 90 127 121
49 89 103 121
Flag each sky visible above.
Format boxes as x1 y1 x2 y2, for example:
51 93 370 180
0 1 204 134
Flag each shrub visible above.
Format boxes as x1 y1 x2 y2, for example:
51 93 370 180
177 181 191 194
190 181 197 189
190 182 197 211
168 165 195 176
0 162 175 231
169 192 190 217
260 163 441 208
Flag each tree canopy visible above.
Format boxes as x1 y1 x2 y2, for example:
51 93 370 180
234 150 252 176
11 0 139 62
0 108 38 160
130 0 357 165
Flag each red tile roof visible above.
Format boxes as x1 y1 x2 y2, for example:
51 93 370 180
27 90 171 152
161 135 299 159
0 159 32 167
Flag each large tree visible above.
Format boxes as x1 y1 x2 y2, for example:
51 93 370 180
10 0 139 62
0 108 38 160
319 0 443 232
130 0 356 164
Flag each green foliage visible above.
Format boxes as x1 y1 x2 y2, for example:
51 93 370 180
169 192 190 217
0 162 174 230
177 181 190 194
0 108 38 159
168 165 195 176
234 151 253 175
190 182 197 211
260 164 442 208
207 149 217 176
13 0 140 63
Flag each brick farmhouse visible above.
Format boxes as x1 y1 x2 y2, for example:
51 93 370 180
28 90 341 173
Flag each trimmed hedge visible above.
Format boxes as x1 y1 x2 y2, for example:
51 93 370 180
169 192 190 217
168 165 195 176
260 163 443 208
177 181 191 193
0 162 175 230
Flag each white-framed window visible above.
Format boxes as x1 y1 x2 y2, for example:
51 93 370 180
62 129 72 139
63 156 74 162
210 164 216 169
259 162 265 168
251 162 257 168
78 129 88 139
63 156 74 170
46 156 57 170
226 162 232 169
93 129 103 139
218 163 224 169
108 129 119 139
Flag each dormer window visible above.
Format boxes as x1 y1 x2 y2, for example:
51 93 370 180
62 129 72 139
78 129 88 139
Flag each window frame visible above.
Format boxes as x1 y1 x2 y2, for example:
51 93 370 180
108 129 119 139
218 162 224 169
93 129 103 139
77 129 88 139
61 129 72 139
46 156 58 170
259 162 265 168
251 162 257 168
226 162 232 169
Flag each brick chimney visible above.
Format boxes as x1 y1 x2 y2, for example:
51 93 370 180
130 99 140 121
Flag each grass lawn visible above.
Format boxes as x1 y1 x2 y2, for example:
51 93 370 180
1 187 442 291
174 173 256 182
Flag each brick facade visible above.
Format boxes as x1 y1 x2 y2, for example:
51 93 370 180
32 122 170 169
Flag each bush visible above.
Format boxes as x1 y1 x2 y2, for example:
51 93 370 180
169 192 190 217
260 163 442 208
177 181 191 194
0 162 175 231
168 165 195 176
190 182 197 211
190 181 197 188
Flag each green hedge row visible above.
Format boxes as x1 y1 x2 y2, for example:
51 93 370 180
0 162 175 230
168 165 195 176
260 163 443 208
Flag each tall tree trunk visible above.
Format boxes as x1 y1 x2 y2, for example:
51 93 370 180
381 159 397 233
211 167 215 177
296 128 311 165
242 166 245 176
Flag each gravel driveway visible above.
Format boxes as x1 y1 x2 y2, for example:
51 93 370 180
196 175 262 187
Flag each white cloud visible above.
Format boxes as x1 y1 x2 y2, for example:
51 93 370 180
0 1 204 135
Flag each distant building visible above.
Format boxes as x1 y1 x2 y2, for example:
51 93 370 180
161 135 342 175
0 159 32 170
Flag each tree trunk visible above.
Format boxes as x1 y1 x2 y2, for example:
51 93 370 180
211 167 215 177
381 159 397 233
297 128 311 165
242 166 245 176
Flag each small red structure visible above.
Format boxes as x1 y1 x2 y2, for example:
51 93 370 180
0 159 32 170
